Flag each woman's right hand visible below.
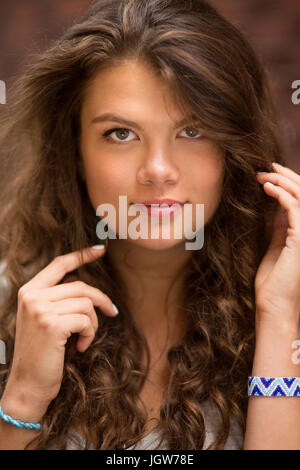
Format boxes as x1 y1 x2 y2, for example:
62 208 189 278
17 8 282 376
3 245 118 409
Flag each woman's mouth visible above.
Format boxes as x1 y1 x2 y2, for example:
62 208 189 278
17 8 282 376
131 200 186 218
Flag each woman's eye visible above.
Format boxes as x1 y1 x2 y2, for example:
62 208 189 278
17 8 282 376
102 128 136 143
179 127 202 139
102 126 202 144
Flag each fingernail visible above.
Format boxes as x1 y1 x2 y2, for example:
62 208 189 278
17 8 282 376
91 245 105 250
112 303 119 315
256 171 268 174
265 182 275 187
272 162 281 167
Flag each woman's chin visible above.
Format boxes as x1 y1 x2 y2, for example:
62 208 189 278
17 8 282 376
127 237 186 251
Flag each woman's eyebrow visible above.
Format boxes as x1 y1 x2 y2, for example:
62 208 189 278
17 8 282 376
90 113 194 130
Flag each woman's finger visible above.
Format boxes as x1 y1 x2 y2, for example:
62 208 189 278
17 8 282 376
51 297 99 333
272 162 300 186
54 313 96 352
256 172 300 202
38 280 118 317
260 181 300 233
20 246 105 291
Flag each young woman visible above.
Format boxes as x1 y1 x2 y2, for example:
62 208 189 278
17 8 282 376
0 0 299 450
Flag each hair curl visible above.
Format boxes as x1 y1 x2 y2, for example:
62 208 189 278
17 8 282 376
0 0 285 450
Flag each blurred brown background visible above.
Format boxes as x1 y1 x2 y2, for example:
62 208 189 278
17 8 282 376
0 0 299 171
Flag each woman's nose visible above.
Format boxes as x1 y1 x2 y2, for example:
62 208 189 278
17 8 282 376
136 148 180 187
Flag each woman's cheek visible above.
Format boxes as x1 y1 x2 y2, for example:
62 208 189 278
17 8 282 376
191 169 224 222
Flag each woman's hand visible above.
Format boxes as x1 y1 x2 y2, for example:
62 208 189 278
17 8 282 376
4 246 118 407
254 162 300 328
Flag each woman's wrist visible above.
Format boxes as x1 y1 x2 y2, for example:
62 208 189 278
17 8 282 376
0 384 50 424
252 314 300 378
255 306 300 335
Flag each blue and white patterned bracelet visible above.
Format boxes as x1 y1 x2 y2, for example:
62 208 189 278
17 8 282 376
0 405 42 430
248 377 300 396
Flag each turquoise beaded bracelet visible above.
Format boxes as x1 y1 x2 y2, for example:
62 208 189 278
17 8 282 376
248 376 300 396
0 405 42 430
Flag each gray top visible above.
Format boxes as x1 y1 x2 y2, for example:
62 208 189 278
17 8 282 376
43 399 244 450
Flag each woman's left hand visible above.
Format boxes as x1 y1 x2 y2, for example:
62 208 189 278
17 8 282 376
254 162 300 328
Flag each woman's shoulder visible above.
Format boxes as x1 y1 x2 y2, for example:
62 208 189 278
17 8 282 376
42 427 94 450
200 399 244 450
41 426 163 450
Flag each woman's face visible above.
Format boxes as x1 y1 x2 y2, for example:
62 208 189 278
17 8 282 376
79 60 225 250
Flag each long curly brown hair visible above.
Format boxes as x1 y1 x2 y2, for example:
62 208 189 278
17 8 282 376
0 0 286 450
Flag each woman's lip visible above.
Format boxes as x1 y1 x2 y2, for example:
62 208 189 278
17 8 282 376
131 202 186 217
134 199 187 206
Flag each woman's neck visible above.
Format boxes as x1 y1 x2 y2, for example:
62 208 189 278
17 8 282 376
106 238 192 345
